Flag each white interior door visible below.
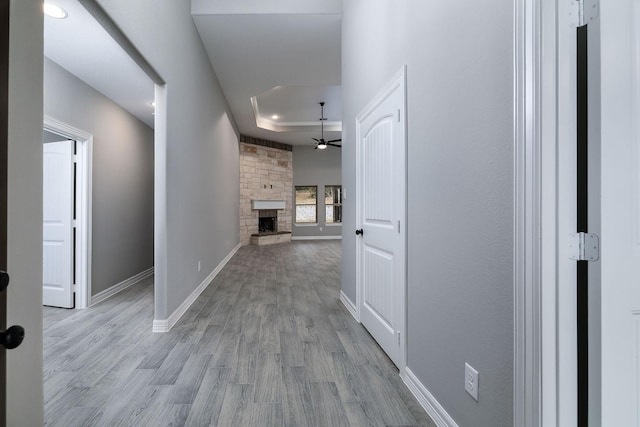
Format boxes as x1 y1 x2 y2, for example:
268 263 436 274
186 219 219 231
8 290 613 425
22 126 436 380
356 69 406 368
43 140 74 308
598 1 640 424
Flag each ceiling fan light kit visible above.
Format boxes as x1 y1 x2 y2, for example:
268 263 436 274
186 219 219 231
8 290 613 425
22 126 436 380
313 102 341 150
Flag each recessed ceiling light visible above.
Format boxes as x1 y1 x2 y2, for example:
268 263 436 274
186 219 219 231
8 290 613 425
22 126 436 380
43 3 68 19
271 115 279 120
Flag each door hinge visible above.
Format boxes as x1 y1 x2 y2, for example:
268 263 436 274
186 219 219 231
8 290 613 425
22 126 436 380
569 0 599 28
397 220 400 233
397 109 401 122
397 331 401 345
569 232 600 261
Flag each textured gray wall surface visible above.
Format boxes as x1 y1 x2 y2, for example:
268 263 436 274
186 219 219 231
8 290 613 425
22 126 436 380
96 0 240 320
342 1 514 425
6 0 44 424
44 58 154 296
292 145 342 237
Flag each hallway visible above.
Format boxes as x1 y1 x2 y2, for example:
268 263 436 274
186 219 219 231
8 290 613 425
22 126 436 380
43 241 435 426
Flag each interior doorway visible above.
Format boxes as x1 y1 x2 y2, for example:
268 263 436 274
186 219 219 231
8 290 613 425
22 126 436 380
43 118 92 309
355 67 407 371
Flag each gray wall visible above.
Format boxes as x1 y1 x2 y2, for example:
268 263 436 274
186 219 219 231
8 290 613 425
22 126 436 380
6 0 44 424
95 0 240 320
293 145 342 238
342 1 514 426
44 58 154 296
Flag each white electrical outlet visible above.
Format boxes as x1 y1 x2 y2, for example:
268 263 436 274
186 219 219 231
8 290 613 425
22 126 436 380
197 261 201 272
319 227 323 231
465 363 479 401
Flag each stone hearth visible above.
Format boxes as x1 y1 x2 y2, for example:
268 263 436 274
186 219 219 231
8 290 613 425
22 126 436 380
250 231 292 246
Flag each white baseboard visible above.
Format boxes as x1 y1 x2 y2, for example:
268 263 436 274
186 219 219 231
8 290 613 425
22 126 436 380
403 368 459 427
152 243 241 333
339 290 358 321
90 267 154 306
291 235 342 240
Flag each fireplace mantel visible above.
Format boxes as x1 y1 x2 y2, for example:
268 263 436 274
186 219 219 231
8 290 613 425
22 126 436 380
252 199 286 210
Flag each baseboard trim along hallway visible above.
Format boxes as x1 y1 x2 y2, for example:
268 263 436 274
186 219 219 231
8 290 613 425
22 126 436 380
404 368 459 427
152 242 241 332
291 235 342 240
339 279 457 426
340 290 358 321
91 267 154 306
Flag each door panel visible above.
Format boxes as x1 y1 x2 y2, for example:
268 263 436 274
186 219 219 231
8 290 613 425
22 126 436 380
598 1 640 425
363 246 394 331
43 140 74 308
357 70 406 368
363 120 393 225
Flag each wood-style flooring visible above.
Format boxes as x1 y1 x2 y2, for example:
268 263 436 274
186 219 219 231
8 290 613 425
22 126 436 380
44 240 435 426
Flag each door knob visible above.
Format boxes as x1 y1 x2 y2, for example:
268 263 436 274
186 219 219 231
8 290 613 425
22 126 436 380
1 325 25 350
355 229 363 236
0 270 8 292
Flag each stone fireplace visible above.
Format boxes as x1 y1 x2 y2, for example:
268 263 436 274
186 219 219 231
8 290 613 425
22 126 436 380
239 137 293 245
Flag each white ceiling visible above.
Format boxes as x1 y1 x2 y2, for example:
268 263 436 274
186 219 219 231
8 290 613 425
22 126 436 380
191 0 342 16
42 0 343 145
252 85 342 133
192 8 343 146
44 0 155 128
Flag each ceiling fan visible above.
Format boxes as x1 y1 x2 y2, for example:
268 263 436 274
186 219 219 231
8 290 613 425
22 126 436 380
313 102 341 149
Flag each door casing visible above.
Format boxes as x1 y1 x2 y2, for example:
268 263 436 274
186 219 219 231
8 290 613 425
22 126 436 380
541 1 580 425
513 0 579 424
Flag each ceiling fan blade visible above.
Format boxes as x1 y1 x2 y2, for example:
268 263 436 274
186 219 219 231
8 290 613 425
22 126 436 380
312 138 320 143
327 142 342 148
327 139 342 143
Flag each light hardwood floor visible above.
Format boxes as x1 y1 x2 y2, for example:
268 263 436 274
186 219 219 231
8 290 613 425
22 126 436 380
44 240 435 426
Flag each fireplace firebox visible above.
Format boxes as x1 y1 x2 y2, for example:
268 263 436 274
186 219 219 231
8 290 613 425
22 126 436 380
258 209 277 233
250 206 291 245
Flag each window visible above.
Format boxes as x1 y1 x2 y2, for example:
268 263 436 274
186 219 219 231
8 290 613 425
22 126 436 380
295 186 317 223
325 185 342 224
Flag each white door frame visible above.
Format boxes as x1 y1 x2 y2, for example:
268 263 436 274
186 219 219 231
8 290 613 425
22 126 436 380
514 0 575 425
43 116 92 309
355 66 407 375
515 0 588 425
513 0 543 424
554 1 581 424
